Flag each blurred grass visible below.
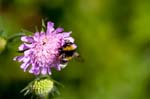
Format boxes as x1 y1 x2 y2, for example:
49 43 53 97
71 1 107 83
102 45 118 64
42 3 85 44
0 0 149 99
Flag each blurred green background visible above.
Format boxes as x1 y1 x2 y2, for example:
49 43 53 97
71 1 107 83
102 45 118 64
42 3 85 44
0 0 149 99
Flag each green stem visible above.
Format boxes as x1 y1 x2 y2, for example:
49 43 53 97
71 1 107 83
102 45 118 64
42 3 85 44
44 94 49 99
7 33 25 42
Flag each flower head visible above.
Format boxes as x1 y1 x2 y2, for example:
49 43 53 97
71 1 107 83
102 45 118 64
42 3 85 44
14 21 77 75
21 76 55 98
32 78 54 96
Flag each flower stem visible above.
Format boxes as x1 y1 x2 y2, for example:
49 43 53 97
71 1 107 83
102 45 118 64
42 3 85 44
7 33 25 42
44 94 49 99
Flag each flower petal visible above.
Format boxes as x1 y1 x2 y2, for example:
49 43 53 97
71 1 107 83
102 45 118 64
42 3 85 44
47 68 52 75
55 64 61 71
20 62 30 72
33 32 40 41
64 37 75 43
55 27 64 33
41 67 47 75
62 32 72 37
24 50 33 56
47 22 54 34
29 67 40 75
13 56 24 62
22 57 30 63
18 43 31 51
29 67 35 73
21 36 33 42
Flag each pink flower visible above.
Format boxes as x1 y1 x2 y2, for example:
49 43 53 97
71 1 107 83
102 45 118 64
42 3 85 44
14 21 76 75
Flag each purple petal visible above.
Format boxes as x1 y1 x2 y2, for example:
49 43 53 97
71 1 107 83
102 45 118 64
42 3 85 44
18 43 31 51
24 50 33 56
34 71 40 75
64 37 74 43
55 64 61 71
47 68 52 75
33 32 40 41
41 67 47 75
55 27 64 33
22 57 30 63
20 62 30 72
62 32 72 37
29 67 35 73
32 62 38 67
56 32 71 40
29 67 40 75
39 32 46 38
14 56 25 62
21 36 33 42
46 22 54 34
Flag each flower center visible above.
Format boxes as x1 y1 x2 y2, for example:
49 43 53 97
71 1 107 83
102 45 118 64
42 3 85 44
33 35 60 67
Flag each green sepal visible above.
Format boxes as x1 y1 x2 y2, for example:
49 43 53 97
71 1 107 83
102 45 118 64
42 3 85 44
41 19 46 32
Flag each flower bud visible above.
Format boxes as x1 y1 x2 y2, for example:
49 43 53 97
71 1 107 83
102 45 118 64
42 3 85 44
21 77 54 98
32 78 54 96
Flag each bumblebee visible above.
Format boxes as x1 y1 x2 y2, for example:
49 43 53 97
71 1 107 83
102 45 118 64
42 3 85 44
58 41 79 68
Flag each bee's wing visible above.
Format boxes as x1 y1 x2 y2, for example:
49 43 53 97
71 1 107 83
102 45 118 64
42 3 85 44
59 63 68 69
74 52 84 62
